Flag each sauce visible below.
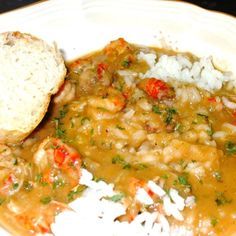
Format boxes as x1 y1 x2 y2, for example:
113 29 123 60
1 38 236 235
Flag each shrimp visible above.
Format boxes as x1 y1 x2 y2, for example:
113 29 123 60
16 200 68 235
104 38 132 56
138 78 174 100
33 138 81 187
54 80 76 104
87 94 125 113
0 145 29 196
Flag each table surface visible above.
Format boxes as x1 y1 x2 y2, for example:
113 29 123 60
0 0 235 16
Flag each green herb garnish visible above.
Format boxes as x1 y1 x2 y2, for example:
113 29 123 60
134 163 148 170
121 60 131 68
53 105 68 140
0 198 5 206
23 181 33 192
225 141 236 155
211 218 218 227
105 193 124 202
197 113 208 119
53 179 65 189
116 125 125 130
13 158 18 166
215 192 232 206
112 155 131 169
81 117 90 125
161 174 169 179
213 171 222 182
12 183 19 190
152 105 161 114
177 175 191 188
165 108 177 124
40 196 52 205
67 185 87 202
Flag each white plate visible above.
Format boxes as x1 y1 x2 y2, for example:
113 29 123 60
0 0 236 234
1 0 236 75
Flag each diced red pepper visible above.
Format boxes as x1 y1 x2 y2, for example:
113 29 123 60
208 97 216 103
147 188 154 197
53 141 81 170
232 111 236 118
97 63 108 80
54 146 68 167
69 152 81 166
0 174 17 195
145 78 171 100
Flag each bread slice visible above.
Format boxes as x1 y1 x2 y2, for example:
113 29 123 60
0 32 66 144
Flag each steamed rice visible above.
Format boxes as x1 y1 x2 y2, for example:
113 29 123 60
138 52 234 91
51 169 193 236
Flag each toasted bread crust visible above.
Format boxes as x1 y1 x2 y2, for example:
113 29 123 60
0 32 66 144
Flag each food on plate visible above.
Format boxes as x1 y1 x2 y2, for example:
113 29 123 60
0 31 66 144
1 38 236 235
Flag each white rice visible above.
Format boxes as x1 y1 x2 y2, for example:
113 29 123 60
222 96 236 109
51 169 194 236
138 53 234 91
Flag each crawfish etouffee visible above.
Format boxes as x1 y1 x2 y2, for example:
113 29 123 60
1 38 236 235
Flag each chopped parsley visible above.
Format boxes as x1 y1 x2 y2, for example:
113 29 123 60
197 113 208 119
174 123 183 132
152 105 161 114
213 171 222 182
59 105 68 119
112 155 131 169
174 175 191 189
23 181 33 192
92 176 104 182
121 60 131 68
115 80 125 92
178 176 189 186
225 141 236 155
161 174 169 180
81 117 90 125
40 196 52 205
35 173 48 186
90 128 94 135
215 192 232 206
53 105 68 140
116 125 125 130
53 179 65 189
105 193 124 202
55 127 66 139
67 185 87 202
0 198 5 206
97 107 109 112
12 183 19 190
13 158 18 166
211 217 218 227
165 108 177 124
207 127 214 136
133 163 148 170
